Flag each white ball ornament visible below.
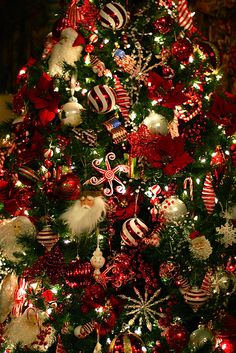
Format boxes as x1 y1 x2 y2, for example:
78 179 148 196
121 217 149 247
159 196 187 222
99 2 128 30
61 97 84 127
143 111 169 135
87 85 116 114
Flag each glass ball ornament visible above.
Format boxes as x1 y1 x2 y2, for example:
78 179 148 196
189 326 215 352
108 332 144 353
172 38 193 62
143 111 169 135
159 196 187 222
61 97 84 127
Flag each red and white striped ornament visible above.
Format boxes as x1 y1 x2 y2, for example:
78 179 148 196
89 33 98 44
184 286 209 311
90 56 106 76
74 320 97 339
36 225 59 251
87 85 116 114
18 166 40 185
121 217 149 247
113 75 131 121
99 2 128 30
201 173 216 214
56 335 67 353
175 275 190 294
201 270 213 295
177 0 194 32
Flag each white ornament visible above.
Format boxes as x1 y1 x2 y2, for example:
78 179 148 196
121 217 149 247
216 222 236 248
159 196 187 222
99 2 128 30
48 28 83 77
61 97 84 127
143 111 169 135
90 246 106 276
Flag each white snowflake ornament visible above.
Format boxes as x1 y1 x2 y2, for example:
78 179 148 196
216 222 236 248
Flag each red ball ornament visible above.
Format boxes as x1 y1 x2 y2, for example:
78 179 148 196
87 85 116 114
153 16 173 34
85 44 95 53
165 324 189 353
171 39 193 62
121 217 149 247
108 332 144 353
52 16 71 39
99 2 128 30
55 173 81 200
65 258 93 288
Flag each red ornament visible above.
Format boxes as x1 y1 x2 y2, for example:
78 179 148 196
85 44 94 53
153 16 173 34
108 332 144 353
121 217 149 247
184 286 208 311
216 335 236 353
18 166 40 186
55 173 81 200
0 180 9 202
201 173 216 214
87 85 116 114
36 225 59 251
65 258 93 288
99 2 128 30
56 334 67 353
52 16 71 39
171 39 193 62
89 33 98 43
165 324 189 353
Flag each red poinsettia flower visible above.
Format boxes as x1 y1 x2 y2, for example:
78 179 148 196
28 72 60 126
128 125 193 175
147 71 187 108
207 92 236 136
113 188 143 220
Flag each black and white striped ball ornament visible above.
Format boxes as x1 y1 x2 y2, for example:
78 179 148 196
87 85 116 114
121 217 149 247
36 225 59 251
99 2 128 30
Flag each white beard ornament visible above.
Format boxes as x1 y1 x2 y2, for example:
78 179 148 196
60 195 107 238
48 27 84 77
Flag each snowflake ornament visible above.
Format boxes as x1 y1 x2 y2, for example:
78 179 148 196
119 287 169 331
88 152 129 196
216 222 236 248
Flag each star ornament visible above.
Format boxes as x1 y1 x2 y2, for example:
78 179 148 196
119 287 169 331
89 152 129 196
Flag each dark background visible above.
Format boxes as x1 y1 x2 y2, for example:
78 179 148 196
0 0 235 94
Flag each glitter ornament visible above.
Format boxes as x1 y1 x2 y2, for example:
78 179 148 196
171 38 193 62
108 332 144 353
143 111 169 135
65 258 93 288
121 217 149 246
99 3 128 30
159 261 178 282
153 15 173 34
36 225 59 251
55 173 81 200
201 173 216 214
85 44 94 53
61 97 84 127
159 196 187 222
184 286 209 311
165 324 189 353
189 326 215 351
87 85 116 114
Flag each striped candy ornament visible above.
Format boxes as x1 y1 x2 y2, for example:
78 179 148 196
90 55 106 76
18 166 40 185
36 225 59 252
121 217 149 247
177 0 194 32
175 275 190 294
184 286 209 311
201 173 216 214
87 85 116 114
74 320 97 338
201 270 213 295
113 75 131 121
99 2 128 30
56 335 67 353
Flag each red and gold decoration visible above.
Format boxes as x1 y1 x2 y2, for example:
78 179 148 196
65 258 93 288
189 326 215 352
103 117 127 144
74 320 97 338
99 2 128 30
113 75 131 121
108 332 144 353
171 38 193 62
164 323 189 353
87 85 117 114
55 173 81 201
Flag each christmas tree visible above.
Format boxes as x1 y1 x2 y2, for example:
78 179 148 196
0 0 235 352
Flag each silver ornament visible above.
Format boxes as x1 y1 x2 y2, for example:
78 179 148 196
159 196 187 222
143 111 169 135
61 97 84 127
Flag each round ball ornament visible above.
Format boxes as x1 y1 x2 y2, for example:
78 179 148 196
143 111 169 135
61 97 84 127
18 166 40 186
99 2 128 30
55 173 81 201
153 15 173 34
87 85 116 114
184 286 208 312
108 332 144 353
165 324 189 353
36 225 59 252
65 258 93 288
159 196 187 222
189 326 215 352
121 217 149 247
171 39 193 62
